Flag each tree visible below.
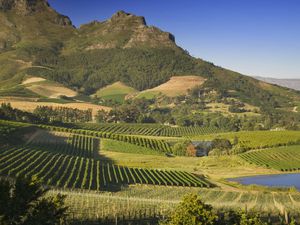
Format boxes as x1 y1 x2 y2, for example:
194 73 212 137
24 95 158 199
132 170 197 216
172 140 192 156
0 177 68 225
162 194 218 225
161 194 270 225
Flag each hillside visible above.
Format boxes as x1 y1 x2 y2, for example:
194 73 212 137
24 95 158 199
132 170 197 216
0 0 299 116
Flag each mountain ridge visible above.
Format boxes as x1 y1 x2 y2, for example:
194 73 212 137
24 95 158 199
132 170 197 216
0 1 299 114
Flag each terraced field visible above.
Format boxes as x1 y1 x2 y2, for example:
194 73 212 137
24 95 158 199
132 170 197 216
240 146 300 171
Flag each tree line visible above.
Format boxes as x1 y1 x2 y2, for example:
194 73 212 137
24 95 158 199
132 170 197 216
0 103 92 124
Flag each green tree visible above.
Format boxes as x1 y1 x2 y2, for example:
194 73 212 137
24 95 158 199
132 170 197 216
162 194 218 225
0 177 68 225
172 140 192 156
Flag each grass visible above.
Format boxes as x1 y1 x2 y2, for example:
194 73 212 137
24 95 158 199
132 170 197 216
100 139 164 156
93 82 137 103
136 91 161 99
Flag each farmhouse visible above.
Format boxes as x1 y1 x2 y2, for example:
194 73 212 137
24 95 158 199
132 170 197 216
190 141 213 157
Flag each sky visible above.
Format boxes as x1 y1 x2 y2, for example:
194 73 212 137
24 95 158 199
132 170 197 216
48 0 300 79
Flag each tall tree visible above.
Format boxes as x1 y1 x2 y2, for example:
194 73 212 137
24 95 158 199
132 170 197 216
0 177 68 225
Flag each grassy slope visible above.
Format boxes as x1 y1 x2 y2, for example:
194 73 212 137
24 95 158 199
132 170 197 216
137 75 206 98
23 79 78 98
93 81 137 103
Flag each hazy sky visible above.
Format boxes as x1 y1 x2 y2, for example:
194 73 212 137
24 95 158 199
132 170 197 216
49 0 300 79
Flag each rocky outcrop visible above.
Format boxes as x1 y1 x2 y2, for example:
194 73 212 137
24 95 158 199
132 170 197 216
0 0 72 26
54 14 73 26
79 10 176 50
0 0 49 14
109 10 146 27
124 26 176 48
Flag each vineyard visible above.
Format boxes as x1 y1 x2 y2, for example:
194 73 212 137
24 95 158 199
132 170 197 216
0 137 211 190
64 122 221 137
39 125 172 154
198 130 300 151
240 146 300 171
49 185 300 222
0 120 30 142
28 132 97 158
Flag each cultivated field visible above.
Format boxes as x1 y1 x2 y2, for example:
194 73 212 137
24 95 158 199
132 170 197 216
138 76 206 98
240 146 300 171
1 119 300 223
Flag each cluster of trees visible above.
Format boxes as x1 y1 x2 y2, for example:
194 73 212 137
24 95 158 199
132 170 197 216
162 194 296 225
0 103 93 125
0 103 42 123
34 106 92 123
95 98 251 131
0 177 68 225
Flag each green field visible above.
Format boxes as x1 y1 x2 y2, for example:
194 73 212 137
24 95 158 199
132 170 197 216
240 145 300 171
93 82 137 103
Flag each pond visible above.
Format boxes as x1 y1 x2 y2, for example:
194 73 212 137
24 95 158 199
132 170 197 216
228 173 300 190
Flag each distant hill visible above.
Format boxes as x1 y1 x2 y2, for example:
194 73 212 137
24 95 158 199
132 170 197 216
255 77 300 91
0 0 299 113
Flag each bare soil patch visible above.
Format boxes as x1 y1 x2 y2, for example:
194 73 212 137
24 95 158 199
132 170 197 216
141 75 206 97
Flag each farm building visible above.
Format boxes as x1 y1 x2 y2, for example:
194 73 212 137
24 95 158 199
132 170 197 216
190 141 213 157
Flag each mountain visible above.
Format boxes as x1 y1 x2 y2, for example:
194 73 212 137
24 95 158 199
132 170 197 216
255 76 300 91
0 0 299 113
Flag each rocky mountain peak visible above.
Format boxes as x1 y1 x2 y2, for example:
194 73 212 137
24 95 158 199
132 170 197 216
109 10 147 26
0 0 49 14
0 0 72 26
